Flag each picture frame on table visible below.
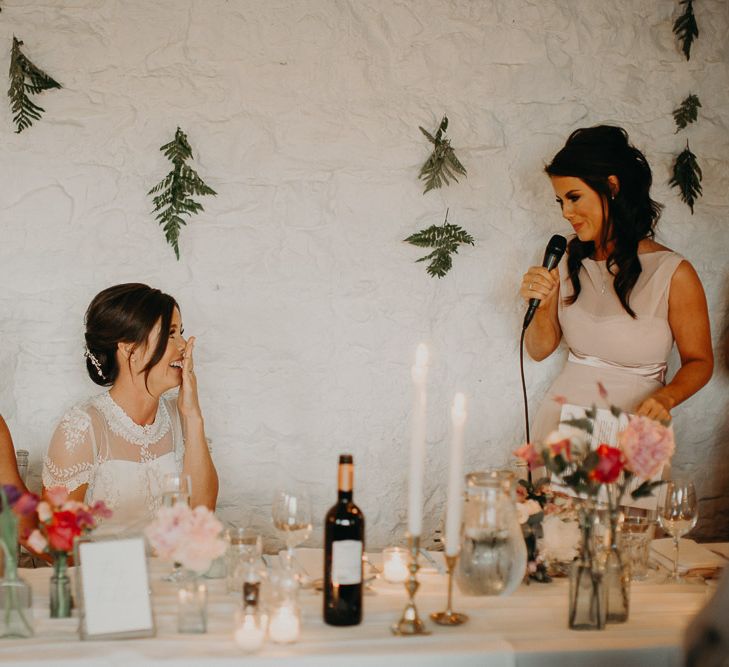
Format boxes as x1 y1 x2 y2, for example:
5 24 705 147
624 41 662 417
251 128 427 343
73 534 155 640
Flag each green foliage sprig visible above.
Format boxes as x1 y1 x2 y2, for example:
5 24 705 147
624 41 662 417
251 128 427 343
7 36 62 133
673 0 698 61
669 142 702 214
148 127 217 259
404 209 474 278
418 115 467 194
672 94 701 132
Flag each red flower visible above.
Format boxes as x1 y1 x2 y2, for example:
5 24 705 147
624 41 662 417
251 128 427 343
46 510 82 553
589 444 624 484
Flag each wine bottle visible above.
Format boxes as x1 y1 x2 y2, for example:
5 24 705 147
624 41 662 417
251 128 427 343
324 454 365 626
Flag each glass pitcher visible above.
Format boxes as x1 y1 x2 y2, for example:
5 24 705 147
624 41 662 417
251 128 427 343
455 469 527 596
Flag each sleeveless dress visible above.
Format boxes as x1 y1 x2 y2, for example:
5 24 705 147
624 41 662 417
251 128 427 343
531 250 684 443
42 392 185 530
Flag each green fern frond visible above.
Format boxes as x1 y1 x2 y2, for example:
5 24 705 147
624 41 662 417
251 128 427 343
404 210 475 278
7 36 62 133
148 127 217 259
669 142 702 214
673 94 701 132
673 0 698 61
418 115 467 194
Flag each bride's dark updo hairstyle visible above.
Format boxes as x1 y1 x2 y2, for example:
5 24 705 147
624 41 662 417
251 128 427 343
545 125 663 318
84 283 178 387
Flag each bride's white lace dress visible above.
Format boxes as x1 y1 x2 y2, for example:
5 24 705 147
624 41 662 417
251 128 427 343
42 392 184 528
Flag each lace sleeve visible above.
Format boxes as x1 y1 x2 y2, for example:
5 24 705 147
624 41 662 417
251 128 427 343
42 405 96 492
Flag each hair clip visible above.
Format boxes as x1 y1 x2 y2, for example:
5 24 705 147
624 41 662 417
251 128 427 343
84 347 106 379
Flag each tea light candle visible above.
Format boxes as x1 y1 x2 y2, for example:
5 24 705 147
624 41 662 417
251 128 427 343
382 547 409 583
234 613 266 653
268 604 300 644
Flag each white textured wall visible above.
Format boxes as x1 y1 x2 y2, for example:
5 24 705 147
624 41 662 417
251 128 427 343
1 0 728 547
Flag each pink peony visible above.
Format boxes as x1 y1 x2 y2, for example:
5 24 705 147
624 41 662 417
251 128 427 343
145 504 226 574
619 415 675 479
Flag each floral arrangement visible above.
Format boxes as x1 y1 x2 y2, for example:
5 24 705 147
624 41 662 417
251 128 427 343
515 477 579 581
0 485 38 568
145 503 226 574
27 487 111 556
515 391 674 506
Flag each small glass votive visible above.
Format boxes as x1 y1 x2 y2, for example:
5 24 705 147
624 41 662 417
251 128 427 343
621 515 656 581
177 579 208 634
382 547 409 583
226 527 263 593
268 603 300 644
234 607 267 653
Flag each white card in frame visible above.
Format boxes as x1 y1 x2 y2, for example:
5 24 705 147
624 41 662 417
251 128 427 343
74 535 155 640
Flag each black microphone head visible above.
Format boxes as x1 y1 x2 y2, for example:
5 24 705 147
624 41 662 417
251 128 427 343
542 234 567 270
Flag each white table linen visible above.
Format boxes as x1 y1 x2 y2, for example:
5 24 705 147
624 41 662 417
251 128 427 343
0 554 710 667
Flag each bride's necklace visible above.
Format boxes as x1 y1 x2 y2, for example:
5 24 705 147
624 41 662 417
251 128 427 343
597 261 613 295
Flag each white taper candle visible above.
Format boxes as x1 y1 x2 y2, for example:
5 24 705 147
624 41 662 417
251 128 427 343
407 343 429 537
445 392 466 556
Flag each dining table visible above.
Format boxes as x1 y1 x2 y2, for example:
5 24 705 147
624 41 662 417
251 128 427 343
0 550 713 666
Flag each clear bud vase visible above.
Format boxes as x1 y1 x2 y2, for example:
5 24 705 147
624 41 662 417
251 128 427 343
1 540 34 638
604 508 630 623
177 571 208 634
50 552 72 619
568 506 606 631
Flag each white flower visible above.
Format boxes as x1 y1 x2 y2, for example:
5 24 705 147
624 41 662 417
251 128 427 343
516 499 542 525
539 515 580 562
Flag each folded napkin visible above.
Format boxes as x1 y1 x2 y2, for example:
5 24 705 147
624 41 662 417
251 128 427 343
651 538 726 576
705 543 729 560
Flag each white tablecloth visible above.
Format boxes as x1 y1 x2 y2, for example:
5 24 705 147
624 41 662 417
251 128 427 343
0 556 710 666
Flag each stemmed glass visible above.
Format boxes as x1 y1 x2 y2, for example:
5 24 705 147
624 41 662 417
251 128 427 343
658 480 698 583
271 484 312 577
160 472 192 582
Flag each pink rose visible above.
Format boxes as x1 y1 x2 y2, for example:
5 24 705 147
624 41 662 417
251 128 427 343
514 443 542 469
37 501 52 522
27 529 48 554
619 415 675 479
45 486 69 507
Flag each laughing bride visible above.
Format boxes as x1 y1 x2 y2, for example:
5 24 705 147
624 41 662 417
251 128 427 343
42 283 218 528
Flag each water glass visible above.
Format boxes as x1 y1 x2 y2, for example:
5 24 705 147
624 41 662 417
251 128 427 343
225 527 263 593
621 515 655 581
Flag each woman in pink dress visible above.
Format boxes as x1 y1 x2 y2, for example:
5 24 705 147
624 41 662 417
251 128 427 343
521 126 713 442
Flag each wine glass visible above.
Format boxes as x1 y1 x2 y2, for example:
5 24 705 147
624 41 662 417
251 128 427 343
161 473 192 508
271 484 312 575
657 480 698 583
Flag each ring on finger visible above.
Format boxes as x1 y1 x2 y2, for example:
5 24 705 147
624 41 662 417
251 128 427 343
528 282 532 290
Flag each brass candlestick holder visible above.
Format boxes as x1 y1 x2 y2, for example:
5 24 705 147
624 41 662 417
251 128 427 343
430 552 468 626
391 534 431 636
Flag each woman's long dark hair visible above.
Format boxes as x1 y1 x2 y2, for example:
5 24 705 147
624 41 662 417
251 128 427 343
545 125 663 317
84 283 178 387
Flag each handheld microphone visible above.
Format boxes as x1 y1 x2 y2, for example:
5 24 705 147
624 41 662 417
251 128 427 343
522 234 567 330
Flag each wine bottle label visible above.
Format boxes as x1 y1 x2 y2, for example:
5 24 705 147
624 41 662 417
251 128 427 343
331 540 363 585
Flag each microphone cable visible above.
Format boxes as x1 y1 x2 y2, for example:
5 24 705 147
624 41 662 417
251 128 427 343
519 323 532 485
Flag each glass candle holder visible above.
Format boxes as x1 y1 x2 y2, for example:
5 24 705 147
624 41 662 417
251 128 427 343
382 547 409 583
177 578 208 634
234 607 267 653
268 603 300 644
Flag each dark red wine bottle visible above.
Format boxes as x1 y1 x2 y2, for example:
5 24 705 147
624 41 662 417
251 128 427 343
323 454 365 626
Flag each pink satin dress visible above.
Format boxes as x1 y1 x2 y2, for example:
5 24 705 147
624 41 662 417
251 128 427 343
531 250 684 443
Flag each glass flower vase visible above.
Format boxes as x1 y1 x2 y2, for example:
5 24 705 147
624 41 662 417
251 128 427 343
0 540 33 638
568 506 606 630
50 552 72 619
177 571 207 634
604 508 630 623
